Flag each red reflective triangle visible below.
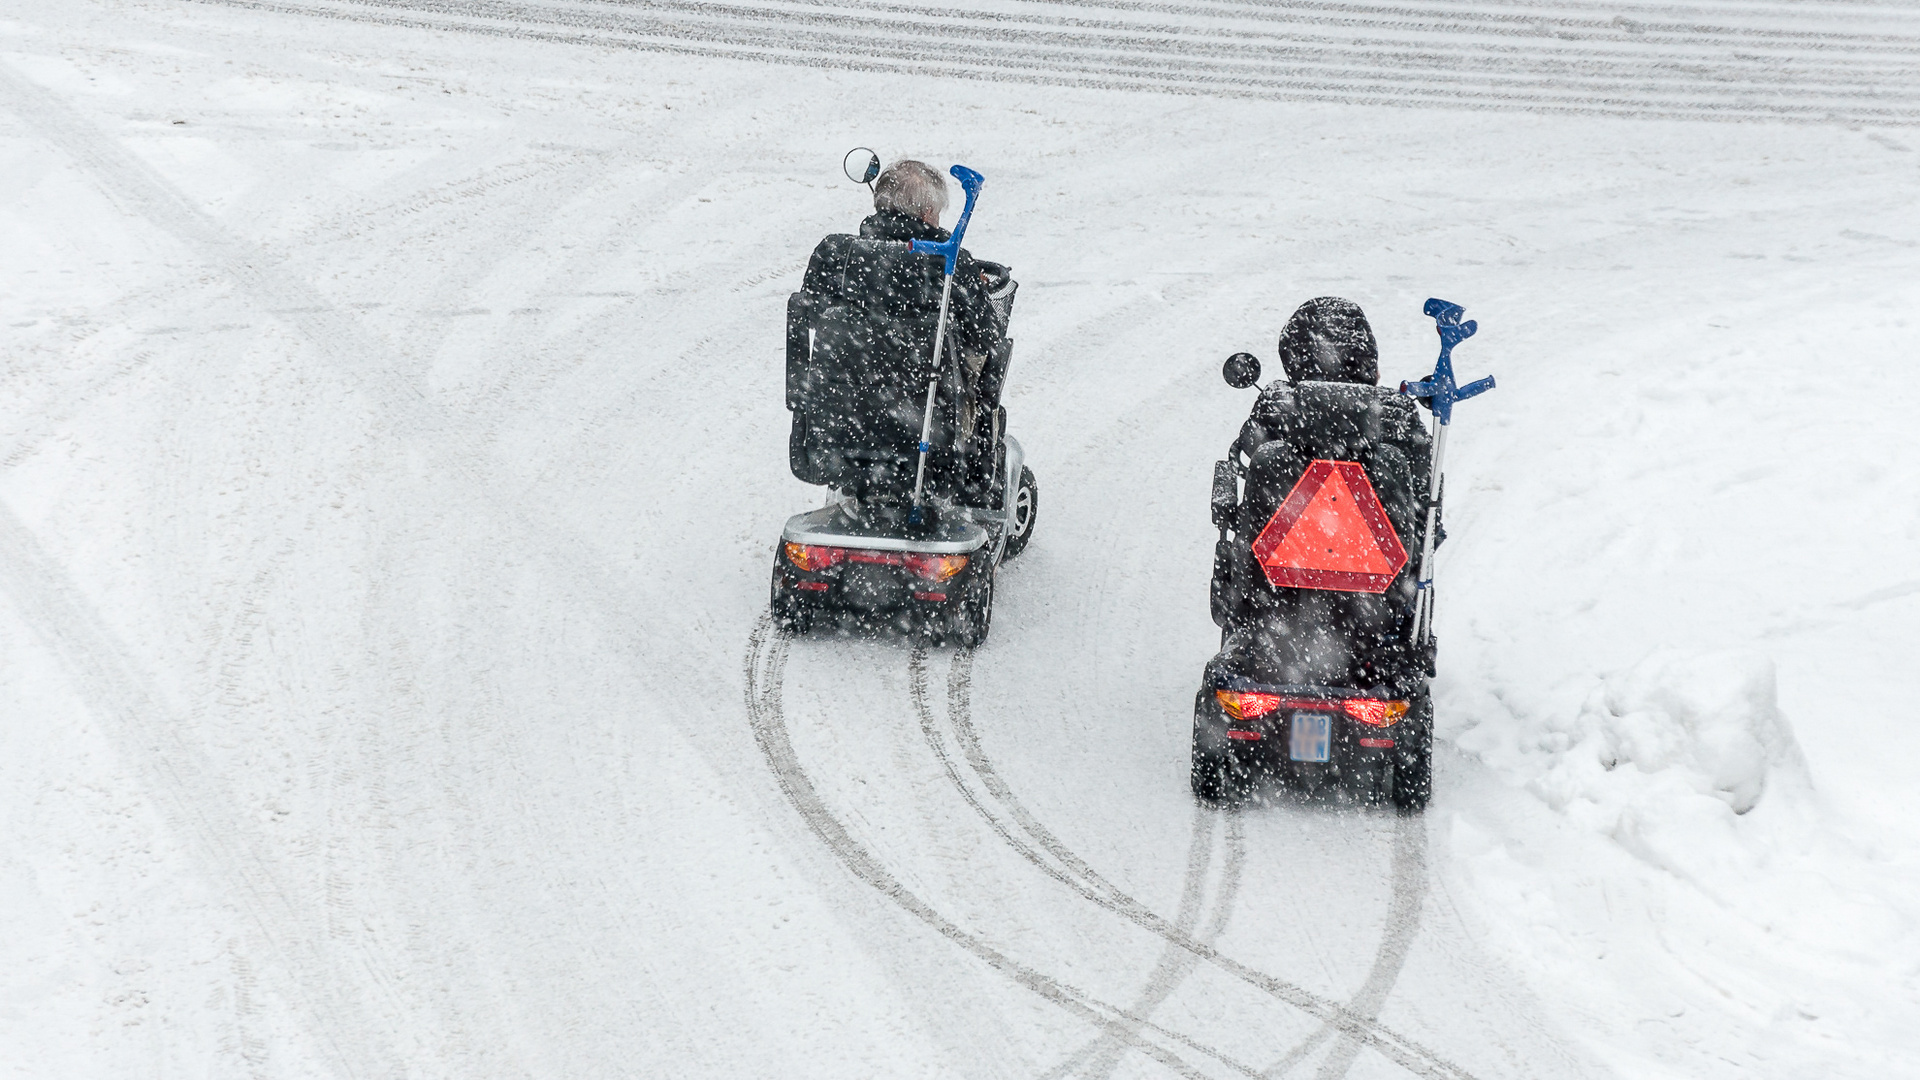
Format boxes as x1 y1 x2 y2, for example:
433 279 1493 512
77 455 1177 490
1251 460 1409 594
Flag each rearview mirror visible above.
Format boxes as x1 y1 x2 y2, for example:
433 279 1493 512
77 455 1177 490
1223 352 1262 389
844 147 880 187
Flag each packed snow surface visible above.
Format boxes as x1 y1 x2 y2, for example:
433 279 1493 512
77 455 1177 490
2 1 1918 1077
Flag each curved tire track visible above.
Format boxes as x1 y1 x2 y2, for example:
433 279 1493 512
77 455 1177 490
926 645 1247 1079
0 503 389 1080
0 53 672 1074
1067 808 1246 1080
928 647 1448 1079
1264 819 1427 1078
746 618 1267 1080
0 60 432 1080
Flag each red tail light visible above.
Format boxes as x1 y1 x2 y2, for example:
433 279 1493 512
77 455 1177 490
1342 699 1409 727
787 543 968 582
1215 690 1283 721
902 553 968 582
1214 691 1408 727
784 542 845 572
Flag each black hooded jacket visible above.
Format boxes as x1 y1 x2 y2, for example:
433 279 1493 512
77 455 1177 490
1232 297 1418 461
1227 297 1438 566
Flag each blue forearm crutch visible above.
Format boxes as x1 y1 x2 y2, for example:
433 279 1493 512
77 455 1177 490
1400 298 1497 645
905 165 985 525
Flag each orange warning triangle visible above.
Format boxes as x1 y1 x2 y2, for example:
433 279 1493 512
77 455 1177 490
1265 469 1398 576
1250 460 1409 594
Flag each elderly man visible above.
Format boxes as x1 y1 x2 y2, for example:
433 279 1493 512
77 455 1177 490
785 159 1018 503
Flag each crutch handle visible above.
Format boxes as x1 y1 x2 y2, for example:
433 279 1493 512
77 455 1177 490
908 165 985 275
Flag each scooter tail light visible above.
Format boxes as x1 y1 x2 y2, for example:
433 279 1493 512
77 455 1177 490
1342 699 1409 727
902 553 969 582
784 542 845 573
1215 689 1283 722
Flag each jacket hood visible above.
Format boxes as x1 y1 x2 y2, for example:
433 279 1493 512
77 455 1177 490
859 209 949 244
1278 297 1379 386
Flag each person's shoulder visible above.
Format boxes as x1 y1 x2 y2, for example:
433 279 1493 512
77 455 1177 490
807 232 858 261
1251 380 1297 416
1368 382 1417 415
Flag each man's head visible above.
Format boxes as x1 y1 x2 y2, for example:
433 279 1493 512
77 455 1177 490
1278 297 1379 385
873 160 949 226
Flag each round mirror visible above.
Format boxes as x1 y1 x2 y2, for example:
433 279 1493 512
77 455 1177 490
843 147 880 186
1223 352 1262 389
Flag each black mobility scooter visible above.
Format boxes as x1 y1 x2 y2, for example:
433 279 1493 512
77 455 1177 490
771 161 1038 646
1193 298 1492 810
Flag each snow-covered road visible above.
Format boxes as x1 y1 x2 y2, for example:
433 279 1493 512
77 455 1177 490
187 0 1920 123
3 1 1917 1077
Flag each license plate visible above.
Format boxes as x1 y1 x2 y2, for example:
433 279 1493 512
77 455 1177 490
1289 712 1333 762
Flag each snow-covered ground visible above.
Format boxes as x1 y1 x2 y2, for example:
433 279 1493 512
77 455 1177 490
3 1 1917 1077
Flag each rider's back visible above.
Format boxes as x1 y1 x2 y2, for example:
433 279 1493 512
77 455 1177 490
1216 298 1434 692
787 232 944 492
786 209 1012 500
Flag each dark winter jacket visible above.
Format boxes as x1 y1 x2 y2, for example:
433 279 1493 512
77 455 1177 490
857 211 1004 355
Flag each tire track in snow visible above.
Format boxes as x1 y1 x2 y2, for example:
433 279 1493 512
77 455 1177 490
216 4 1910 126
0 60 428 1080
198 0 1920 75
932 647 1443 1079
1070 808 1245 1080
745 618 1263 1080
1038 776 1246 1079
0 502 386 1080
185 0 1920 124
7 37 783 1065
443 155 764 443
1265 817 1427 1078
10 22 973 1073
913 641 1259 1068
928 647 1248 1080
0 276 221 472
0 54 638 1076
901 646 1476 1079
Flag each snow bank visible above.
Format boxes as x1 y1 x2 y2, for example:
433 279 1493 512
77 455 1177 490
1448 651 1919 1078
1464 650 1812 886
1544 650 1804 815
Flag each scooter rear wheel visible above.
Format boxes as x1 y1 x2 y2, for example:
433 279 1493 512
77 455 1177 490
770 566 813 636
1190 691 1251 802
1390 688 1434 812
949 570 994 648
1002 467 1038 562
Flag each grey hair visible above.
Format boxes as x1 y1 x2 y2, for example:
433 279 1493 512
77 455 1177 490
873 160 949 221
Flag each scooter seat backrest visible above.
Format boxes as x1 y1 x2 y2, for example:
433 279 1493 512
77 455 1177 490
792 233 947 409
802 234 945 318
786 234 966 495
1274 381 1383 461
1237 382 1430 595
